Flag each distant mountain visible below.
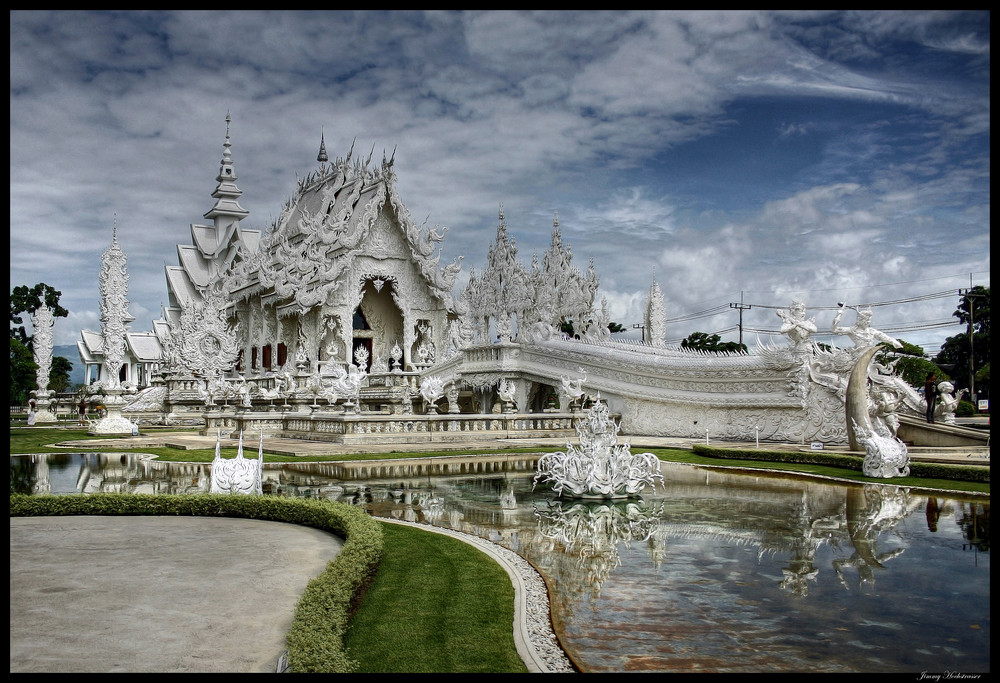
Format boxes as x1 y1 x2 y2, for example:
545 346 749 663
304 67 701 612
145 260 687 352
53 344 87 387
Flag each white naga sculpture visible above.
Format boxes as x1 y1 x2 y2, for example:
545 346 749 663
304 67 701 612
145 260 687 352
497 378 517 412
846 347 910 478
534 395 663 499
209 430 264 495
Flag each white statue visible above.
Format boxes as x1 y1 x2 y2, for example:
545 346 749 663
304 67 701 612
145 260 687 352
870 388 901 437
831 305 902 350
777 300 816 351
560 368 587 408
498 378 516 412
935 381 966 425
209 430 264 495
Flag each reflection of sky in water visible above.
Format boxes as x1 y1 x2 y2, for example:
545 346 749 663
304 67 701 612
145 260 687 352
11 454 990 673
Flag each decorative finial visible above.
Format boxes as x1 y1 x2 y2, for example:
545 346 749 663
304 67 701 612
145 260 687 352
498 202 505 221
553 210 559 229
221 112 233 167
317 127 329 164
112 212 118 242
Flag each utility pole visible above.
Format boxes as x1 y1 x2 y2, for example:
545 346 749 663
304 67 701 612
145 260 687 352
959 280 984 407
632 323 646 344
729 292 751 346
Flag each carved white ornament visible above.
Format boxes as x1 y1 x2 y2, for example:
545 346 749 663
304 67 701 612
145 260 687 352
31 304 54 391
534 396 664 499
210 430 264 495
419 376 446 409
172 291 240 377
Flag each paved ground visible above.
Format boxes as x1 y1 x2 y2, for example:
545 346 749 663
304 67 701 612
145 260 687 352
9 516 343 673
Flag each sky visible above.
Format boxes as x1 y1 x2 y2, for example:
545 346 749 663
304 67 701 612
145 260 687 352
10 10 990 356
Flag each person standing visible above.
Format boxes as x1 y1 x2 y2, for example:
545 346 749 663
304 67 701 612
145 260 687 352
26 400 37 427
923 372 939 423
77 398 87 426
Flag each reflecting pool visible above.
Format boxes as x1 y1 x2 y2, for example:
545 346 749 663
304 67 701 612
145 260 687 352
11 453 990 673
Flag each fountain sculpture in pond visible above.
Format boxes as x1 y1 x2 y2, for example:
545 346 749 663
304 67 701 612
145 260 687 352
209 430 264 495
534 386 663 499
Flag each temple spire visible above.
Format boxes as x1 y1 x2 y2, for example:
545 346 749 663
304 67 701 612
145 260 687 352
317 128 329 165
204 112 249 224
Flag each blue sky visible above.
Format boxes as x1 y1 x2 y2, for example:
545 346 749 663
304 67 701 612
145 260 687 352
9 10 990 354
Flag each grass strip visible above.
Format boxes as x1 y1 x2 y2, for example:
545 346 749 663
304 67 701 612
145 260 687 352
344 522 528 673
8 427 543 463
658 445 989 494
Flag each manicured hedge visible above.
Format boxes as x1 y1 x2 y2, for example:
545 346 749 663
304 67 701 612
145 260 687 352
691 444 989 483
9 493 383 673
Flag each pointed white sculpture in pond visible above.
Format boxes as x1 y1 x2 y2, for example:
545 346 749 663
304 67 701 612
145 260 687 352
210 430 264 495
534 394 663 499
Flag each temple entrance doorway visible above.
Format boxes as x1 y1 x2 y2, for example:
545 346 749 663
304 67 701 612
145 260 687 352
353 278 404 372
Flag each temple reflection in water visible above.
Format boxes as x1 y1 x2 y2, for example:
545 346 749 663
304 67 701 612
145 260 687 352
10 454 990 673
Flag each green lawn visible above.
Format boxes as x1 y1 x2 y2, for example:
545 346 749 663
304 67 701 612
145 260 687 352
7 427 545 463
344 523 528 673
647 447 990 495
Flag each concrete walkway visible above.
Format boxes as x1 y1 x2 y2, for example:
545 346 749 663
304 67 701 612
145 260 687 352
9 516 343 673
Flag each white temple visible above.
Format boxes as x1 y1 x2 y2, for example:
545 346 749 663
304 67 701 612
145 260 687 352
79 114 957 456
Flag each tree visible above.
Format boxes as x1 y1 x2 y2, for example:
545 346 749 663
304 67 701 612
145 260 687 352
936 286 990 401
9 338 36 405
877 339 948 391
681 331 748 354
559 319 626 337
10 283 69 344
49 355 74 394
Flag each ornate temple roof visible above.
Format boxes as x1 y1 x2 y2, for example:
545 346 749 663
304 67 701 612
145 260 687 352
248 138 461 314
162 114 260 323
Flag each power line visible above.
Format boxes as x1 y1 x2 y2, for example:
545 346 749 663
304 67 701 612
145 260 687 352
667 287 963 324
748 289 956 310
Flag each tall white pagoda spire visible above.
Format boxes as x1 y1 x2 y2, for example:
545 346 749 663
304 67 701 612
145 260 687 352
204 111 249 227
91 214 138 435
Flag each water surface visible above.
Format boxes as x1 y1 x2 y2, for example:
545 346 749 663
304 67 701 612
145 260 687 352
11 453 990 673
